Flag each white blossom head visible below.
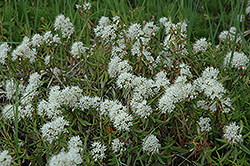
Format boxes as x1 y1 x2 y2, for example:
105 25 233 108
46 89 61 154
223 122 243 144
41 117 69 143
193 38 210 53
223 51 249 70
54 14 74 38
0 43 11 65
0 150 12 166
112 138 125 153
142 134 161 155
91 141 107 161
197 117 211 133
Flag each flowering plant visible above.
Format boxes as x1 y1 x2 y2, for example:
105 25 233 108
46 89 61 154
0 1 250 165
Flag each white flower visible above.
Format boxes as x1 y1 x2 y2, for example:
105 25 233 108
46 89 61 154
91 141 107 161
142 134 161 155
108 56 132 78
113 111 133 131
197 117 211 132
180 63 192 78
42 31 61 45
11 36 37 63
31 34 43 47
194 67 226 100
112 138 125 153
143 22 159 37
53 67 61 77
246 6 250 15
0 43 11 65
82 2 91 10
116 72 135 89
54 14 74 38
193 38 210 53
224 51 249 70
99 99 118 115
68 136 83 153
126 23 143 41
2 104 14 120
78 96 101 110
111 39 127 58
154 71 170 89
3 104 33 121
218 27 242 43
41 117 69 143
209 97 232 113
223 122 243 144
159 76 195 113
53 34 61 44
48 150 82 166
130 95 152 118
21 72 42 105
196 100 209 110
44 55 51 65
5 79 25 100
0 150 12 166
70 41 86 59
201 67 219 80
94 16 119 43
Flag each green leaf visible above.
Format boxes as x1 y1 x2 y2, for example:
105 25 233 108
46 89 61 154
217 143 228 151
78 118 92 126
238 143 250 155
220 148 233 163
171 146 189 153
156 153 166 164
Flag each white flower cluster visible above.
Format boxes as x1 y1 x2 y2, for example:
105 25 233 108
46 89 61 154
219 27 242 43
160 17 188 56
223 122 243 144
116 70 170 118
159 75 195 113
21 72 42 105
32 31 61 47
94 16 121 43
111 39 127 58
194 67 232 113
41 116 69 143
0 150 12 166
11 36 37 63
3 73 42 121
128 22 159 66
48 136 83 166
5 79 25 100
54 14 74 38
197 117 211 132
224 51 249 70
106 100 133 131
70 41 86 59
0 43 11 65
193 38 210 53
91 141 107 161
130 94 152 118
76 2 91 10
99 99 132 131
9 32 61 64
38 86 83 118
112 138 125 153
194 67 225 100
142 134 161 155
38 85 132 131
108 56 132 78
